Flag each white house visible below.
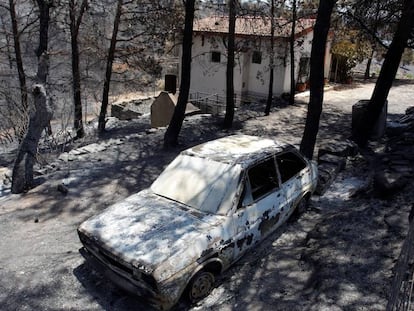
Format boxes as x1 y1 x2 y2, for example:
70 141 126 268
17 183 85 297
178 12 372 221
185 16 332 102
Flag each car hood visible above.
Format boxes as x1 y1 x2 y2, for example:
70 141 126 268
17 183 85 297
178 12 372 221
78 189 225 281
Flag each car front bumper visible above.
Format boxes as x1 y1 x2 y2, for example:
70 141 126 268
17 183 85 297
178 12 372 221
79 247 176 310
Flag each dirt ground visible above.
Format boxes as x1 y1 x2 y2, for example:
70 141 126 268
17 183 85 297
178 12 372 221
1 80 414 311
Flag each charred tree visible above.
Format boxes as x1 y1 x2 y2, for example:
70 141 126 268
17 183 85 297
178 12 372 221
9 0 28 114
364 0 381 80
34 0 52 135
11 84 53 193
265 0 275 116
11 1 54 193
353 0 414 147
163 0 195 148
300 0 336 159
35 0 50 63
364 48 375 79
98 0 123 133
289 0 297 106
0 14 14 70
69 0 88 139
223 0 237 129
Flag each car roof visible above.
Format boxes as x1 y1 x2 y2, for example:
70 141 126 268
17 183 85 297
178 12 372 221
182 134 292 167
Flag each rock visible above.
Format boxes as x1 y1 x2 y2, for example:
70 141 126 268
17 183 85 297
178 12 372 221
57 184 69 195
315 148 350 196
58 153 75 162
315 163 341 195
81 143 107 154
399 113 414 124
111 103 142 120
146 128 158 134
386 121 408 137
405 106 414 115
318 153 346 171
34 169 45 176
373 171 407 198
68 148 87 156
348 186 369 199
318 140 358 158
1 168 12 185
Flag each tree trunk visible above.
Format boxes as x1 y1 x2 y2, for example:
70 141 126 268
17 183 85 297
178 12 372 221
265 0 275 116
98 0 123 133
163 0 195 148
70 0 88 139
364 0 381 80
0 14 14 70
300 0 336 160
35 0 52 135
35 0 50 66
364 49 374 80
11 0 54 193
8 0 29 140
353 0 414 147
289 0 297 106
223 0 236 129
9 0 28 113
11 84 53 193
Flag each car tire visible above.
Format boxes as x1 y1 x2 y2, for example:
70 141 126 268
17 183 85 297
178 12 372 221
296 196 308 214
188 270 215 303
290 196 308 222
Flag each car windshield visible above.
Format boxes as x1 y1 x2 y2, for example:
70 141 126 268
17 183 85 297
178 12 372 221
151 154 242 215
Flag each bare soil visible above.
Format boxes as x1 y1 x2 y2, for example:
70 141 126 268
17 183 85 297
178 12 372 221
1 80 414 311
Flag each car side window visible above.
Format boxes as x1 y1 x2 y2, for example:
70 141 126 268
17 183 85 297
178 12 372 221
276 151 306 183
247 157 279 201
237 181 253 209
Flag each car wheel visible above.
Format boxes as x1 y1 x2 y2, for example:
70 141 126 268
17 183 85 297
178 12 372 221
290 196 308 221
188 270 215 302
296 196 308 214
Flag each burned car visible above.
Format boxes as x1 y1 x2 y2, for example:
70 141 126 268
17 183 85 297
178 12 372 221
78 135 318 310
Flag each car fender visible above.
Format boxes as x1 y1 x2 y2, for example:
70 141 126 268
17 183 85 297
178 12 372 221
192 256 224 277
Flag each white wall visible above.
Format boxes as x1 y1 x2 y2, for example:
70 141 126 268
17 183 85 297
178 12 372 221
281 31 314 92
189 31 321 99
246 42 289 96
324 38 333 79
190 34 228 96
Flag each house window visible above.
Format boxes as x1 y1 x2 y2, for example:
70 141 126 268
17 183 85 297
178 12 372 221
252 51 262 64
211 51 221 63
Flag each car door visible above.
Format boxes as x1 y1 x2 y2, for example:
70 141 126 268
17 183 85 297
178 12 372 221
275 150 310 216
231 156 289 259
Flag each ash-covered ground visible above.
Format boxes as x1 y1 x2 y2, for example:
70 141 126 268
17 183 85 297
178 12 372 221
1 80 414 311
